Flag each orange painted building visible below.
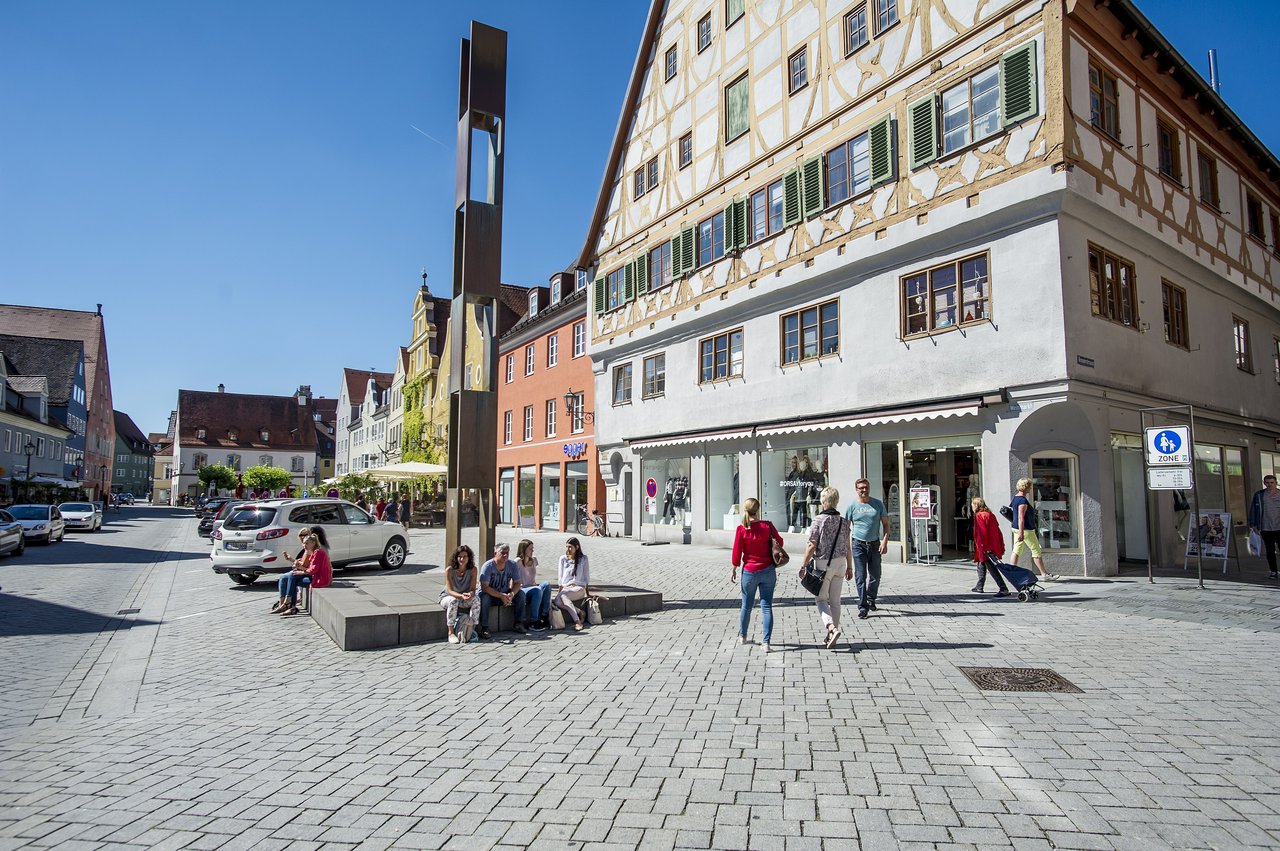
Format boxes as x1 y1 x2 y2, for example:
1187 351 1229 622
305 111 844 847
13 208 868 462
496 273 605 533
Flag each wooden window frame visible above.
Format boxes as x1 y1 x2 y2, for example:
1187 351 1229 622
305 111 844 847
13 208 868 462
634 156 658 199
724 73 750 143
696 210 726 269
646 157 659 191
612 363 633 406
825 131 871 208
1197 149 1220 209
844 4 869 55
605 266 624 311
1088 59 1120 141
1246 190 1265 242
1156 119 1181 183
1270 210 1280 257
649 241 673 291
1234 315 1253 373
1086 243 1139 329
1273 337 1280 386
1161 280 1189 350
780 299 840 366
748 178 785 246
699 328 744 384
634 168 646 200
788 47 808 96
664 44 678 82
725 0 744 28
940 64 1001 156
872 0 898 36
697 13 713 53
679 132 693 169
642 353 666 399
900 252 992 339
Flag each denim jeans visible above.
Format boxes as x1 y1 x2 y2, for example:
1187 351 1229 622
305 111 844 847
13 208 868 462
277 572 312 603
479 588 526 630
522 582 553 624
852 539 881 610
739 567 777 644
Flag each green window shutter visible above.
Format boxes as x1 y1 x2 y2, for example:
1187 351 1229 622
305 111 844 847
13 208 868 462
801 155 825 219
732 198 749 250
622 260 636 303
593 276 605 313
723 201 739 254
635 252 650 295
869 115 896 187
1000 41 1039 127
907 94 938 170
669 234 684 279
782 168 802 227
680 225 696 276
726 76 750 141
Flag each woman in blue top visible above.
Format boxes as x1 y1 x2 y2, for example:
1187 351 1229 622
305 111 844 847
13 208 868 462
844 478 891 619
1010 478 1058 581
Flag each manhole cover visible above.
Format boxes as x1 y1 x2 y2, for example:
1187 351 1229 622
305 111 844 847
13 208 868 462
116 608 140 615
958 666 1082 693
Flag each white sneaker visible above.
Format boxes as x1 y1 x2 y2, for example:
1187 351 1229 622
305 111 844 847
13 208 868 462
447 634 459 644
762 643 771 653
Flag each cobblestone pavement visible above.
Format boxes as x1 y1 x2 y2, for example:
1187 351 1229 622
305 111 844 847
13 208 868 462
2 509 1280 850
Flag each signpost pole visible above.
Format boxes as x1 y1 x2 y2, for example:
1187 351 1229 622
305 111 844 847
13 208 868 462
1189 407 1204 589
1141 409 1155 584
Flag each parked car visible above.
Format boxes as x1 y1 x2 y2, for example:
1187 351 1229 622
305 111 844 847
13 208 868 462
8 505 66 544
197 496 233 520
118 493 135 505
0 509 25 557
211 499 408 585
198 499 246 538
58 502 103 532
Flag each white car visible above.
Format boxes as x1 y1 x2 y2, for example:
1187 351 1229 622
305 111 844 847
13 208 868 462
8 504 66 544
211 498 408 585
59 501 103 532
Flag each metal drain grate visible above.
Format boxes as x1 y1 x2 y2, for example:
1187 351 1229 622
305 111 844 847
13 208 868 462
116 608 140 615
958 666 1082 693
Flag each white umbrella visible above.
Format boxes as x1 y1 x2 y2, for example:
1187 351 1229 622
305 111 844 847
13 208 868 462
366 462 447 480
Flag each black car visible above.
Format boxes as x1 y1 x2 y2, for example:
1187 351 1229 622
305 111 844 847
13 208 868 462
198 499 246 538
197 497 234 520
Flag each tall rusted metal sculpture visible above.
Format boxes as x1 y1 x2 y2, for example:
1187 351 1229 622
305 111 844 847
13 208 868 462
446 21 506 561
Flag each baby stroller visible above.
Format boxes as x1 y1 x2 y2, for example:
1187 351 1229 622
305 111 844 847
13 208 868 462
984 554 1041 602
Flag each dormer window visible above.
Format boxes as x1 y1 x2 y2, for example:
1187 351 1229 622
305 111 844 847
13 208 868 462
260 429 269 442
529 289 539 317
576 268 588 292
229 429 238 441
551 276 562 304
196 428 206 439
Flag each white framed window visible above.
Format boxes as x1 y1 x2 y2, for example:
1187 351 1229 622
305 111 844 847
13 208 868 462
505 354 514 383
546 399 557 438
4 429 9 452
576 269 588 292
547 334 559 367
260 454 272 466
551 277 561 304
196 428 206 439
525 344 535 376
504 411 513 445
612 363 633 405
570 392 585 434
528 289 539 317
573 321 586 357
292 456 304 472
942 65 1000 155
523 406 534 441
260 429 269 441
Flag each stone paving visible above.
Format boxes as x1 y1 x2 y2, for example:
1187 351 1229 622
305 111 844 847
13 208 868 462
2 509 1280 849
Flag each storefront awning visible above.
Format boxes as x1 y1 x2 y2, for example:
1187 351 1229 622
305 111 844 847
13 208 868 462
629 427 755 450
754 403 983 437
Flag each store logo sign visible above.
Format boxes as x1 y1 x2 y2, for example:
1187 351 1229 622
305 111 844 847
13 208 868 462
563 441 588 458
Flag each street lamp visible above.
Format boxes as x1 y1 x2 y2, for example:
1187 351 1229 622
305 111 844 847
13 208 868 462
21 440 35 499
563 388 594 426
98 464 107 501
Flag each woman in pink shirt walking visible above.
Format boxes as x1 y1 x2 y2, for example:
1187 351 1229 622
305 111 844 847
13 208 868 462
731 498 784 652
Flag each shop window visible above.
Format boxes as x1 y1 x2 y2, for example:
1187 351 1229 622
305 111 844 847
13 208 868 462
566 461 588 530
1194 444 1226 511
1087 244 1138 328
644 457 691 527
699 328 744 383
499 468 514 525
707 453 741 530
541 463 561 528
1029 453 1078 550
901 253 990 337
1224 447 1246 529
760 447 829 532
518 466 536 528
781 300 839 365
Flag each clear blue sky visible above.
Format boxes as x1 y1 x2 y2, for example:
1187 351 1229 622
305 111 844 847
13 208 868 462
2 1 1277 435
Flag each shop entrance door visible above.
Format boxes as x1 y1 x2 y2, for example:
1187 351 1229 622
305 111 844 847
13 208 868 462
903 442 981 562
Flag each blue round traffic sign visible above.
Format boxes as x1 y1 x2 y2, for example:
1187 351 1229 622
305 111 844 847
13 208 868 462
1153 430 1182 455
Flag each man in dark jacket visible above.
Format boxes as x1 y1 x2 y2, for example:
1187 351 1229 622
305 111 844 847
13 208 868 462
1248 474 1280 579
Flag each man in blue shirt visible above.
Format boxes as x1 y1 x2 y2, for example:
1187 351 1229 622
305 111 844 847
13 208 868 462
478 543 525 639
844 478 890 619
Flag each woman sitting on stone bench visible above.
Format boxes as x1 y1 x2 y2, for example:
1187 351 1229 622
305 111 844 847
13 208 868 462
553 537 591 632
273 531 331 615
440 544 480 644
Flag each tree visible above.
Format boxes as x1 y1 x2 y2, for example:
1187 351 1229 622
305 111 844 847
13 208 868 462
197 463 237 492
334 472 379 501
243 465 292 494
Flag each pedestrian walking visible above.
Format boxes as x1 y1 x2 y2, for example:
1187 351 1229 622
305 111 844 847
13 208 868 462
374 497 387 520
844 478 890 620
440 545 479 643
1248 474 1280 579
399 494 411 532
798 487 852 649
731 497 783 652
383 498 399 524
356 494 370 513
970 497 1010 596
1010 478 1059 581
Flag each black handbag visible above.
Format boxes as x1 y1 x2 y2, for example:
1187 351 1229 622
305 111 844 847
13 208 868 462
999 504 1015 522
800 515 844 596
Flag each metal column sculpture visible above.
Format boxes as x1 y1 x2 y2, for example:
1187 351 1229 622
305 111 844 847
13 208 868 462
446 21 506 561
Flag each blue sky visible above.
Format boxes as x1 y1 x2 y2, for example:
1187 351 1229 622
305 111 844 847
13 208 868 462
2 1 1277 435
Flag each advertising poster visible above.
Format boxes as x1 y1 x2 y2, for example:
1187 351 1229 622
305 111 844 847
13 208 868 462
909 487 932 519
1186 511 1230 560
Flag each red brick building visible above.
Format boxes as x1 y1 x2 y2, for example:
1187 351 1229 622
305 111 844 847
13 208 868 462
496 273 604 533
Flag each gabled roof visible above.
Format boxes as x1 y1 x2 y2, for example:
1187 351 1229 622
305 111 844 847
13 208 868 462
574 0 666 270
342 368 394 405
7 375 47 395
429 296 452 358
0 333 84 406
0 305 107 408
497 283 532 335
312 397 338 423
177 389 319 452
113 410 150 452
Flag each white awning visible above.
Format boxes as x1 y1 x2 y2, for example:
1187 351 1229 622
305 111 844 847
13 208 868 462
630 428 755 450
755 404 983 437
365 462 448 480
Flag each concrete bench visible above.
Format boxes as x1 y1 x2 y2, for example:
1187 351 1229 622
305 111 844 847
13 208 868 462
311 583 663 651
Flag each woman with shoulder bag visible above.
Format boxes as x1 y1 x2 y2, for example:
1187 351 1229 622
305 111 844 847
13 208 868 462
731 498 784 652
798 486 853 650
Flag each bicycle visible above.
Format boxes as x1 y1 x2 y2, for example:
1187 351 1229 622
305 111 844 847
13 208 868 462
576 505 608 537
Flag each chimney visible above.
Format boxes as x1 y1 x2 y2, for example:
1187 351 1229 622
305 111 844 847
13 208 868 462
217 383 225 393
296 384 312 406
96 303 102 316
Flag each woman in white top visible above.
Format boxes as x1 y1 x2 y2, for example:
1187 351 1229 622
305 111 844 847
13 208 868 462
798 486 853 650
553 537 591 632
515 539 553 630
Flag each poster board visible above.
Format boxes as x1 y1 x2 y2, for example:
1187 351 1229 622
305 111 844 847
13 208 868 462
1186 511 1230 561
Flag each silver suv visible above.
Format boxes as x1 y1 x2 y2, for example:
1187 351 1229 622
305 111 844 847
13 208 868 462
211 498 408 585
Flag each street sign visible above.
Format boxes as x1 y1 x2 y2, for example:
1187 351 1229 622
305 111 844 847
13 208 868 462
646 478 657 499
1145 426 1191 466
1147 466 1192 490
645 496 657 515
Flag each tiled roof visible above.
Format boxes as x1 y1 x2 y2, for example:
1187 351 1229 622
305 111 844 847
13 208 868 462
312 397 338 422
0 305 106 408
0 334 83 406
497 284 531 335
113 410 150 452
343 368 394 405
429 296 451 358
7 375 47 395
177 389 318 451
